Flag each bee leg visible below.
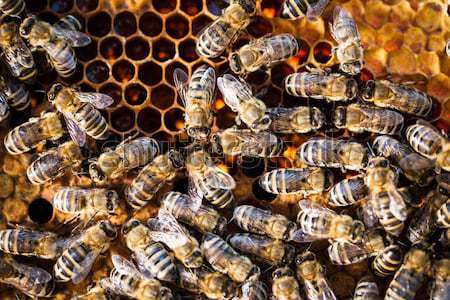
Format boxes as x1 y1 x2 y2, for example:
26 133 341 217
235 115 242 126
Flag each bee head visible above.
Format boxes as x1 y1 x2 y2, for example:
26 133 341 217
282 244 296 265
367 157 390 170
89 162 107 184
272 267 294 279
99 221 117 239
168 150 184 169
184 249 203 268
284 221 297 240
341 60 362 75
121 218 141 235
346 78 358 99
214 216 228 236
229 52 243 74
252 115 272 131
48 83 64 103
159 287 173 300
187 126 211 141
105 190 119 214
210 133 223 155
332 106 347 128
361 80 376 101
350 220 365 243
19 16 37 38
295 251 315 266
310 107 324 129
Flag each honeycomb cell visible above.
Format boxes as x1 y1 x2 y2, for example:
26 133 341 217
216 106 236 129
61 64 84 84
164 108 185 132
313 41 333 64
25 0 47 12
139 12 163 37
260 0 282 19
247 16 273 38
289 39 310 67
50 0 73 13
364 0 391 29
138 108 161 133
252 180 277 202
247 70 269 86
88 11 112 37
125 83 147 106
241 157 266 178
111 106 135 132
86 60 109 84
112 60 135 83
76 38 98 62
114 11 137 37
76 0 98 12
38 11 59 23
388 48 416 75
28 198 53 224
418 52 440 77
152 38 176 62
152 132 172 152
99 83 122 107
192 15 212 36
259 85 282 107
139 62 162 86
403 27 426 54
415 2 445 33
125 37 150 61
357 68 375 83
100 37 123 60
166 62 188 86
179 39 199 62
151 84 175 109
152 0 176 14
166 14 189 39
79 82 95 92
271 64 294 87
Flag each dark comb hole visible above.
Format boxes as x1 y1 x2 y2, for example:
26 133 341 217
125 37 150 60
76 38 98 62
139 12 163 37
86 60 109 84
76 0 98 12
61 64 84 85
166 14 189 39
241 157 266 178
112 60 135 83
260 0 283 19
259 85 282 107
88 11 111 37
139 62 162 86
252 180 277 202
179 39 199 62
37 69 58 85
247 70 269 86
114 11 137 37
111 106 135 132
152 131 172 152
50 0 73 12
125 83 147 106
293 39 310 66
181 0 202 16
313 41 333 64
99 83 122 107
25 0 47 12
192 15 213 35
37 11 59 23
247 16 273 38
151 84 175 109
28 198 53 224
100 37 123 60
164 108 185 132
216 106 236 129
271 64 294 87
138 108 161 133
153 0 176 13
206 0 228 16
152 38 176 62
166 62 188 86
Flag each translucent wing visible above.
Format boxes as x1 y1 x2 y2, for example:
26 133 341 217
173 68 189 107
290 229 320 243
187 178 203 212
75 92 114 109
327 242 367 265
4 44 34 76
148 231 188 249
307 0 330 20
204 165 236 190
111 255 141 277
316 277 337 300
217 74 253 111
148 209 189 248
11 261 52 284
100 278 128 297
266 107 295 132
359 201 378 228
199 67 216 104
63 112 86 147
387 190 408 221
52 24 91 47
72 249 101 284
0 95 9 116
298 200 337 218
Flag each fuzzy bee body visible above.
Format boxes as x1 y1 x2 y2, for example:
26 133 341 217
271 267 301 300
3 77 31 111
436 200 450 228
0 229 62 259
327 175 368 207
235 280 267 300
0 0 25 16
280 0 330 20
372 245 403 277
353 276 380 300
430 259 450 300
267 106 324 134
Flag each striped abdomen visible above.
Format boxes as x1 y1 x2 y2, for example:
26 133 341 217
0 0 25 16
406 124 445 159
53 188 86 214
436 200 450 228
196 19 239 58
5 81 30 110
109 268 140 296
285 72 326 98
27 152 64 184
5 120 45 154
353 277 380 300
373 192 404 236
372 245 403 277
54 243 91 282
327 176 367 207
198 178 234 209
233 205 268 235
385 268 424 300
297 210 331 237
47 39 77 77
5 270 54 297
327 241 367 265
126 166 167 209
187 65 214 103
379 84 432 117
297 139 340 168
280 0 308 19
139 242 178 282
0 229 56 258
72 102 109 140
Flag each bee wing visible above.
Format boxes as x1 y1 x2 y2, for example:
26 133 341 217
387 190 408 221
63 112 86 147
188 177 203 212
298 200 337 218
10 261 53 284
267 107 294 132
204 165 236 190
3 44 34 74
360 201 378 228
199 66 216 104
52 25 91 47
75 92 114 109
290 228 320 243
307 0 330 20
111 255 143 278
217 74 252 111
316 277 337 300
100 278 128 297
148 231 188 249
173 68 189 107
148 209 189 248
327 242 367 265
72 249 101 284
0 95 9 115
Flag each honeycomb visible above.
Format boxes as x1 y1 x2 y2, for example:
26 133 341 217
0 0 448 298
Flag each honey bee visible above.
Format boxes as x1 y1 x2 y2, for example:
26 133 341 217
89 137 160 184
47 83 113 147
177 264 237 299
196 0 256 58
284 70 358 101
294 200 365 243
267 106 324 134
26 140 83 185
0 254 55 298
122 219 178 283
147 209 203 268
0 95 9 122
229 34 298 75
361 80 432 117
330 7 363 75
101 255 174 300
280 0 330 20
385 247 431 300
436 199 450 229
334 104 404 135
259 167 333 196
228 233 295 266
295 251 337 300
371 244 403 277
0 0 25 16
1 75 31 111
0 21 36 82
71 284 114 300
162 191 228 235
234 279 267 300
373 135 435 186
271 267 301 300
233 205 297 240
54 220 117 283
201 233 260 283
217 74 271 132
211 128 284 158
430 258 450 300
353 275 380 300
4 112 65 155
327 175 368 207
173 65 215 141
406 121 450 172
125 150 184 210
20 15 91 77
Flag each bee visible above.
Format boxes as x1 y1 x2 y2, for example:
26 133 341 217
228 233 295 266
297 138 368 171
20 15 91 77
294 200 365 243
406 121 450 172
353 275 380 300
232 205 297 240
267 106 324 134
0 0 25 16
217 74 271 132
234 279 267 300
53 187 120 221
211 128 284 158
0 94 9 122
330 7 363 75
229 34 298 75
361 80 432 117
259 167 333 196
373 135 435 186
0 21 36 82
271 267 301 300
89 137 160 184
174 65 215 141
177 264 236 299
161 191 228 235
4 112 65 155
430 258 450 300
47 83 113 147
27 140 83 185
385 247 431 300
1 75 31 111
327 175 368 207
284 70 358 101
201 233 260 283
446 40 450 57
125 150 184 210
280 0 330 20
101 255 173 300
54 220 117 283
147 209 203 269
436 199 450 228
0 254 55 298
196 0 256 58
295 251 337 300
371 244 403 277
71 284 114 300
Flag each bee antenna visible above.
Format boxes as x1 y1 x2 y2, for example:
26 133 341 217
366 142 375 157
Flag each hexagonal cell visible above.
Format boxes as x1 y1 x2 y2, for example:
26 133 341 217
112 60 135 83
111 106 135 132
25 0 47 12
259 85 282 107
88 12 111 37
28 198 54 224
86 60 109 84
139 12 163 37
215 106 236 129
357 68 374 83
114 11 137 37
152 131 172 151
271 64 294 87
181 0 202 16
153 0 176 14
164 108 185 132
151 84 175 109
247 70 269 86
241 157 266 178
166 14 189 39
99 83 122 107
166 61 188 86
313 41 332 64
76 38 98 62
139 62 162 86
290 39 310 67
252 180 277 201
261 0 283 19
61 64 84 85
179 39 199 62
138 107 162 134
125 37 150 61
152 38 176 62
50 0 73 12
76 0 99 12
192 15 212 36
247 16 273 38
125 83 147 106
100 37 123 60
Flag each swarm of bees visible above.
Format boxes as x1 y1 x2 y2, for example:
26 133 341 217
0 0 448 299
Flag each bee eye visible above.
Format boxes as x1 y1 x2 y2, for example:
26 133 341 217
286 270 294 276
106 202 113 210
132 220 139 227
273 271 281 278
